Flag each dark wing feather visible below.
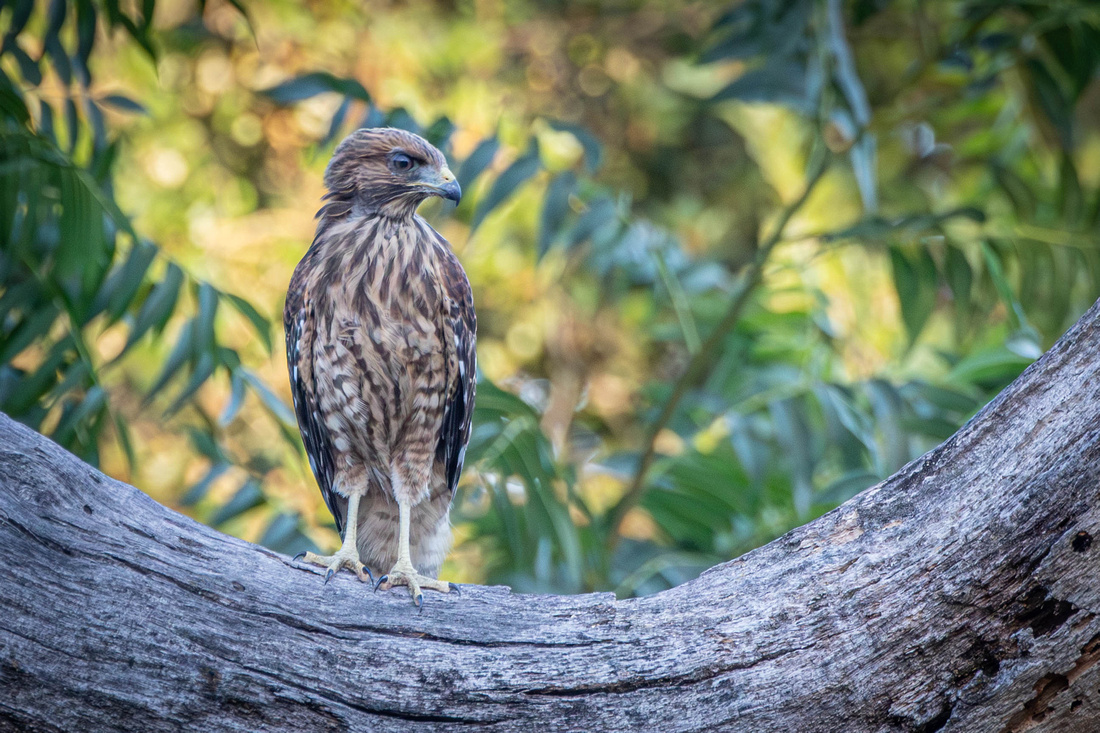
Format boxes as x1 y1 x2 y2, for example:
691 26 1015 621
285 294 349 536
437 254 477 498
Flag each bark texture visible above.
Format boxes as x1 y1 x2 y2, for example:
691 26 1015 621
3 302 1100 733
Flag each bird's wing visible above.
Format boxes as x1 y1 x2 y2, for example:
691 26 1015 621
285 293 349 536
437 248 477 498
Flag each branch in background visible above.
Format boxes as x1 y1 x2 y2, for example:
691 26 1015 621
606 149 832 548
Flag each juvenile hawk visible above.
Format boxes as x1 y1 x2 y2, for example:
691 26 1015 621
285 128 476 608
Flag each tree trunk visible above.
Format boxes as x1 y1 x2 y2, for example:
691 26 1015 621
3 303 1100 733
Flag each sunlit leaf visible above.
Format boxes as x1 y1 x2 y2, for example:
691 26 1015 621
261 72 371 104
121 262 182 354
538 171 575 258
471 140 541 231
210 478 264 526
99 94 147 115
455 136 498 192
224 292 272 353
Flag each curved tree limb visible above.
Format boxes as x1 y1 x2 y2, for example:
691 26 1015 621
3 300 1100 732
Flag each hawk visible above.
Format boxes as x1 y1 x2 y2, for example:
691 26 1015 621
285 128 476 608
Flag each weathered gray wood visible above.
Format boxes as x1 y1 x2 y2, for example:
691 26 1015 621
2 303 1100 733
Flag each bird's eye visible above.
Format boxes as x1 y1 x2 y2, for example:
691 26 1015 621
391 153 414 172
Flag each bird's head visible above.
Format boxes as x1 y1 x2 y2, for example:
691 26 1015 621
322 128 461 219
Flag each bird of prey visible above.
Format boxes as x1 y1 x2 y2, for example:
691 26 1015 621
285 128 476 608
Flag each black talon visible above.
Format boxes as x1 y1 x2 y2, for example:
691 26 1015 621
374 574 388 592
324 568 335 584
363 568 375 585
292 551 306 563
415 593 424 613
448 582 460 594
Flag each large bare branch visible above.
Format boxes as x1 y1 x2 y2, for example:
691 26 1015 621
3 300 1100 732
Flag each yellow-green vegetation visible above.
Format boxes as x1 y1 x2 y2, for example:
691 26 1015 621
3 0 1099 595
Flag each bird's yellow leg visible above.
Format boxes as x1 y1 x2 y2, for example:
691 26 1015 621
377 496 454 608
295 492 372 584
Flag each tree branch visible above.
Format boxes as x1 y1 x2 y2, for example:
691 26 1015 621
3 296 1100 732
607 151 831 546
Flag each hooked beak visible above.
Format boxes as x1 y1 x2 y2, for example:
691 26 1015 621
433 167 462 204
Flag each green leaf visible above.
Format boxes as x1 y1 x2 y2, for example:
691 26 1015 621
1025 58 1072 150
224 292 272 353
195 282 219 350
943 244 972 336
261 72 370 104
538 171 575 258
471 141 541 231
9 45 42 85
865 379 907 473
981 241 1027 330
321 96 351 148
849 133 877 213
209 478 264 526
121 262 182 355
219 369 246 426
947 347 1034 389
567 197 618 249
164 351 217 416
818 470 878 505
547 120 602 172
145 320 194 400
181 463 228 506
240 368 295 426
890 247 936 345
711 59 815 113
99 94 147 115
53 385 107 444
0 304 59 364
456 136 499 194
0 341 69 415
75 0 97 69
103 240 157 323
259 512 301 549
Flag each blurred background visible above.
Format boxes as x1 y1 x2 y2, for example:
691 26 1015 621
3 0 1100 597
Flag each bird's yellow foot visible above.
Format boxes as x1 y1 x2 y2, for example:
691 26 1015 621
375 563 457 610
294 548 373 585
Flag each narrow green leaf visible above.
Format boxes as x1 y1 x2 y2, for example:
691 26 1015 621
240 368 295 426
321 96 351 148
145 320 194 400
818 470 878 505
259 512 300 549
164 351 217 416
53 385 107 443
455 136 499 192
195 282 219 350
99 93 148 115
261 72 370 104
224 292 272 353
181 462 228 506
981 241 1027 330
0 304 59 364
547 120 602 172
538 171 575 258
890 247 936 344
219 369 246 426
104 240 157 323
121 262 182 355
567 197 618 249
471 141 541 231
947 347 1034 388
865 379 907 473
209 478 264 526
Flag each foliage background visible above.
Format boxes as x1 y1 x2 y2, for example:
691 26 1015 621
3 0 1099 596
